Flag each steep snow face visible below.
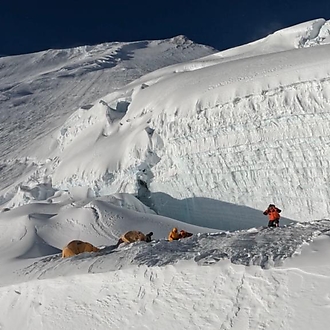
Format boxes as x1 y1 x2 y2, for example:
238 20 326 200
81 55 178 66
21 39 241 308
140 45 330 222
32 20 330 223
136 56 330 223
2 20 330 225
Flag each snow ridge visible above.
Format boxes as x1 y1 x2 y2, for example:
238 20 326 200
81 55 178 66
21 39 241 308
2 19 330 224
19 220 330 284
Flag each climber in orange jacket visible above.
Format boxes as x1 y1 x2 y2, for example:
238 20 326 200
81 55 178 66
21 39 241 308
62 240 100 258
263 204 281 227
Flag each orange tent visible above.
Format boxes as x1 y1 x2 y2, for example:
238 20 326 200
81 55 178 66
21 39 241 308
168 227 181 241
62 240 100 258
116 231 153 247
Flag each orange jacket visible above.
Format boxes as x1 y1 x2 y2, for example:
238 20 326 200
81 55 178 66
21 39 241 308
168 228 181 241
263 206 281 221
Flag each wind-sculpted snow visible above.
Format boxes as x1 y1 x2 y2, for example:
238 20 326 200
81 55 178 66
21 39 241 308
135 220 330 268
18 220 330 284
0 37 215 161
17 31 330 224
3 20 330 224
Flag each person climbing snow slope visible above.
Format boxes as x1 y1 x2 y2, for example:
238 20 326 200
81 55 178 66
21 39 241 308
263 204 281 227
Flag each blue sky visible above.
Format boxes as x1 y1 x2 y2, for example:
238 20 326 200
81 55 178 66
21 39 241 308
1 0 330 55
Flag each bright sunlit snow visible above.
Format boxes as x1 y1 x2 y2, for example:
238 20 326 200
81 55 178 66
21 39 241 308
1 19 330 330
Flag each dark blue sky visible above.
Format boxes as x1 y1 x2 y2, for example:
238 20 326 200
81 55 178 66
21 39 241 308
1 0 330 55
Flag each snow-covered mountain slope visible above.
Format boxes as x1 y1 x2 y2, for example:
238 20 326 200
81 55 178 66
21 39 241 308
0 35 215 164
0 185 329 285
2 235 330 330
2 20 330 329
2 19 330 227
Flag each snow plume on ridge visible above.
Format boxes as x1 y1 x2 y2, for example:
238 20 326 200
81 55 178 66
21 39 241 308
207 18 330 63
299 19 330 47
266 18 330 49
